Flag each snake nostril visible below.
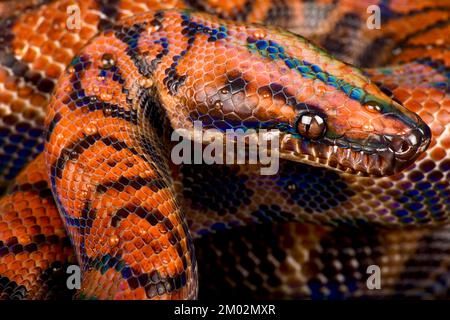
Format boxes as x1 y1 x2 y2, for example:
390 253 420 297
389 129 422 159
392 138 412 154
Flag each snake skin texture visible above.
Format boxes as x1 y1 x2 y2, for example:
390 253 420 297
0 0 449 300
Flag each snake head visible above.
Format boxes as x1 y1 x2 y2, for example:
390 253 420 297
165 12 431 176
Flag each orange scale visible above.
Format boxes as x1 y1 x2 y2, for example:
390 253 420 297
423 99 441 113
117 190 133 203
29 222 43 234
141 190 160 205
135 215 151 231
151 238 165 253
15 227 29 239
153 192 169 207
132 287 147 300
45 63 62 79
59 33 77 48
10 100 27 113
83 11 102 25
404 99 424 113
23 198 39 212
144 239 162 255
29 248 45 261
130 164 150 177
0 68 10 82
156 223 170 236
132 237 146 250
23 215 38 226
436 109 450 125
431 147 447 161
441 135 450 149
158 250 173 266
411 90 429 104
144 255 164 273
429 87 447 101
17 85 33 98
12 274 25 286
109 164 127 177
0 222 9 232
121 229 135 243
22 258 37 270
42 224 56 235
3 254 16 264
48 28 64 41
108 197 126 211
2 200 15 211
4 78 18 91
10 259 24 271
14 25 34 40
78 26 95 40
418 110 435 124
147 225 164 240
164 262 180 279
129 249 146 265
431 123 445 137
3 210 19 222
0 91 13 104
160 201 175 217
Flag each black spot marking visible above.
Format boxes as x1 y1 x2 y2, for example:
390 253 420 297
86 254 188 297
322 13 362 59
96 0 120 30
357 37 393 67
257 82 298 107
140 87 171 139
377 85 404 105
163 69 187 95
308 226 382 299
52 134 149 180
394 228 450 298
110 204 167 228
277 161 355 214
38 261 77 300
195 223 284 299
11 180 52 199
114 22 154 77
0 276 27 300
0 24 55 94
96 176 164 194
0 234 71 258
184 0 255 21
45 112 62 141
0 14 55 93
251 204 295 223
264 0 291 26
181 164 253 216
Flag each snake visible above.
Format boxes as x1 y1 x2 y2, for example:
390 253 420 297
0 0 449 300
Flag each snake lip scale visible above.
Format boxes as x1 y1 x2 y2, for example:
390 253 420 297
279 120 431 177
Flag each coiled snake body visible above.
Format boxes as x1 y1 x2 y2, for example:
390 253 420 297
0 0 449 299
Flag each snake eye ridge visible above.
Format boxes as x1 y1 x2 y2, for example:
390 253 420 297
296 113 326 139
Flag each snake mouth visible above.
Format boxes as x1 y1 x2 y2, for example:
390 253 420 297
279 123 431 177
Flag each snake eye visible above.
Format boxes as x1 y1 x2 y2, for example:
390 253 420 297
363 101 382 113
296 113 326 139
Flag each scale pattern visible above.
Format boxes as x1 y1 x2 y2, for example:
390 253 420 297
0 0 449 299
